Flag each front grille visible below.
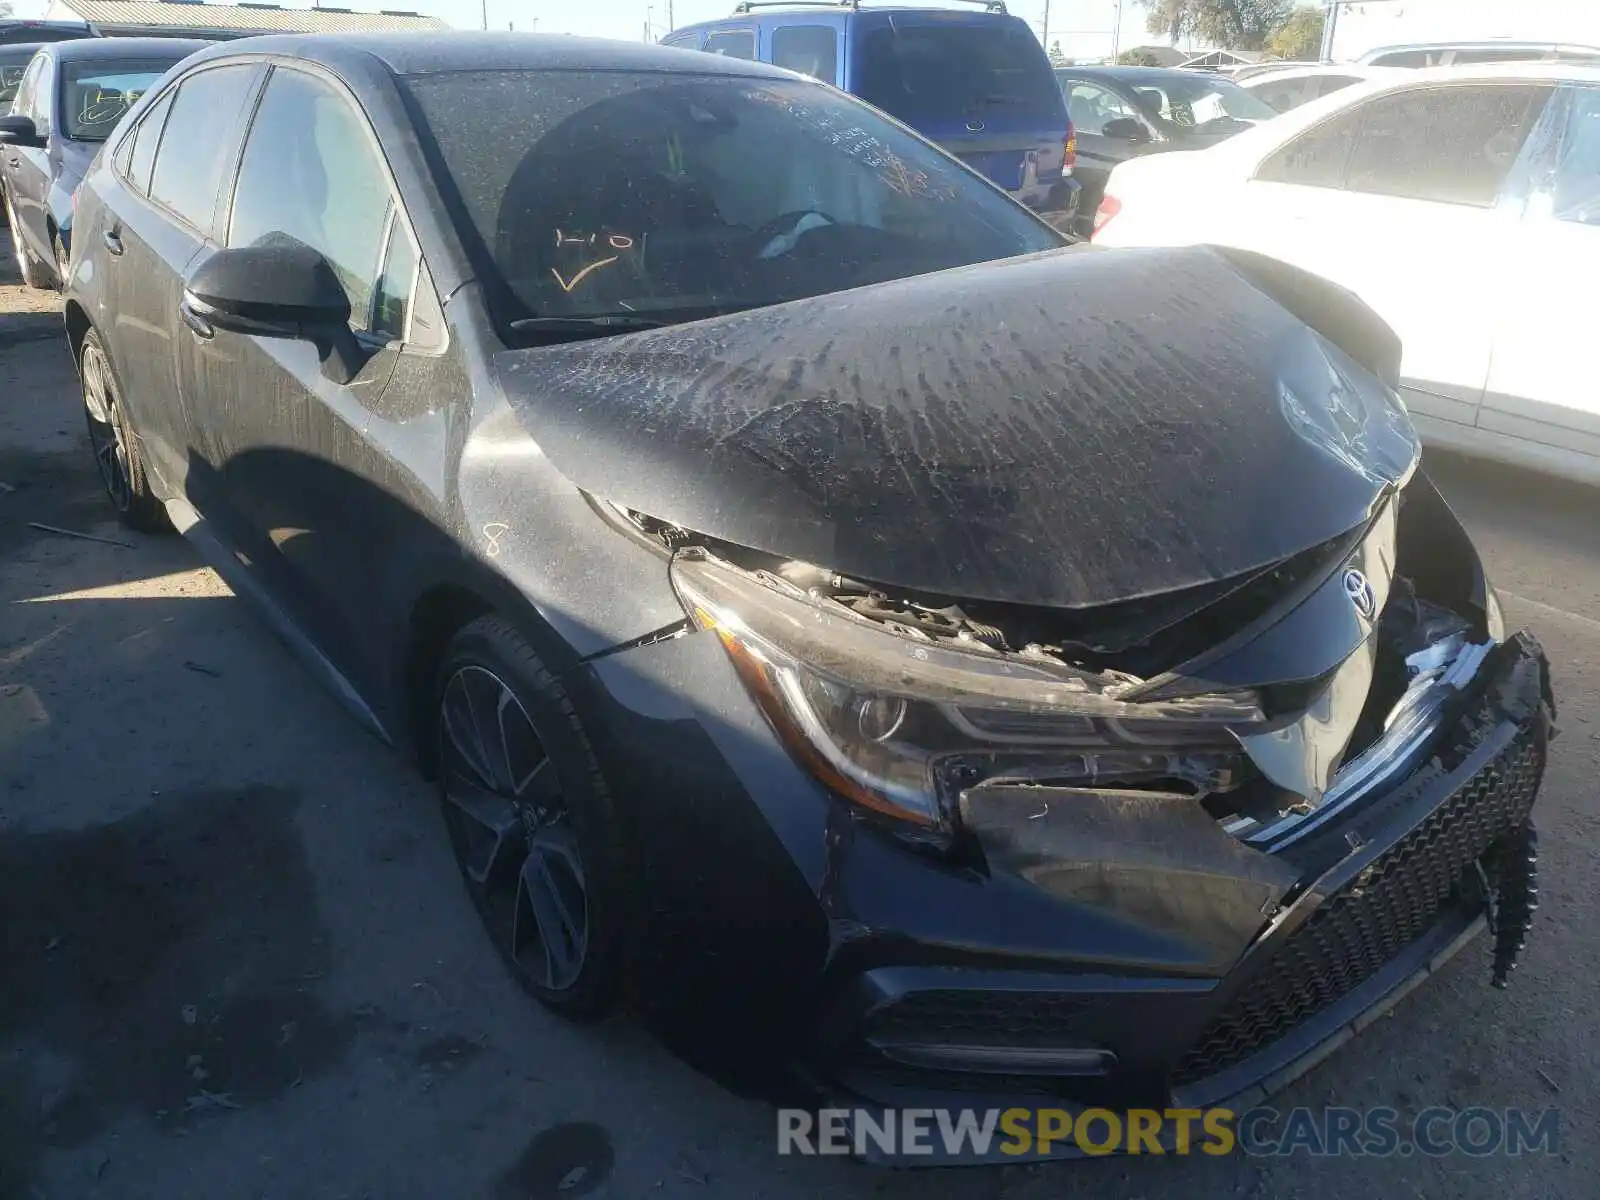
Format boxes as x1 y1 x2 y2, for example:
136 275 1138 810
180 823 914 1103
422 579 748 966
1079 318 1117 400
1173 727 1545 1085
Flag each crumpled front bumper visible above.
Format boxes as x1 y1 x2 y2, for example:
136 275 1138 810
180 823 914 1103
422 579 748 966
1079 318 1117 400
817 632 1551 1142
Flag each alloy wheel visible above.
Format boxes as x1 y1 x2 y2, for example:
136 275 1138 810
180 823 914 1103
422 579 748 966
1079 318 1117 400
439 665 589 992
82 342 132 513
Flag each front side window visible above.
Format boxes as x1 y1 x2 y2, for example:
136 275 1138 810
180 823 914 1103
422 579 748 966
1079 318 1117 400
401 70 1060 341
229 67 394 326
61 60 176 140
30 55 53 136
1344 84 1552 206
124 87 173 195
1551 85 1600 225
1064 79 1144 136
772 26 838 83
149 64 260 232
701 30 755 60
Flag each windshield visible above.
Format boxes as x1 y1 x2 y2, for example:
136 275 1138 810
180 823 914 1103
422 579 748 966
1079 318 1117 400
402 70 1061 340
1123 73 1277 130
854 22 1062 125
0 61 27 107
62 60 173 140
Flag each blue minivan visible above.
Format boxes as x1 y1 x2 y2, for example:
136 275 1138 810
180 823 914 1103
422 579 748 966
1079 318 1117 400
664 1 1079 229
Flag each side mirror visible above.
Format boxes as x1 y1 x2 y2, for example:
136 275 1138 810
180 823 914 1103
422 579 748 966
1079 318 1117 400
0 114 44 147
181 239 371 384
1102 117 1151 144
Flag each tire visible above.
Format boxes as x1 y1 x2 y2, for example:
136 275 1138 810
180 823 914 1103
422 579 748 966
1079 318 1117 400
435 615 628 1020
81 329 169 532
5 196 54 290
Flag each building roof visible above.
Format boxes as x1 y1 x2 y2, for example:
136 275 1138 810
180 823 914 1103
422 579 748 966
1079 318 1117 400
52 0 448 36
1179 48 1265 68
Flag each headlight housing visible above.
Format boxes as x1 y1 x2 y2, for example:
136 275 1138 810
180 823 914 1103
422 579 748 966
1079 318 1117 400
671 550 1264 833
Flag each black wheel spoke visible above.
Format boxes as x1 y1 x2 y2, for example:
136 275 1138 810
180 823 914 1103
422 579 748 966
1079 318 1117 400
442 769 523 884
441 670 497 788
513 828 587 991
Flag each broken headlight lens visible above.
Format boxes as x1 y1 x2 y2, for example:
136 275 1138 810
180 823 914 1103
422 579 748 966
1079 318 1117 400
671 551 1264 831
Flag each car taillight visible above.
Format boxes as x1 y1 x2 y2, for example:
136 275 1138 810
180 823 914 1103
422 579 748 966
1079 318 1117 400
1092 195 1121 238
1063 127 1077 171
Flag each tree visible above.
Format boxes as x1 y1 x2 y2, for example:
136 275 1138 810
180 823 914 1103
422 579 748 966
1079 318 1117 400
1118 48 1166 67
1141 0 1296 52
0 1 13 17
1048 40 1072 68
1266 6 1325 60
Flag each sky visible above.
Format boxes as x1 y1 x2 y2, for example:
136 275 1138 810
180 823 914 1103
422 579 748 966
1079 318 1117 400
18 0 1168 63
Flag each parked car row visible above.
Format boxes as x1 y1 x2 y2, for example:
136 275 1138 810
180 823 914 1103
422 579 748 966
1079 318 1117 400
1094 61 1600 487
0 18 1554 1131
1 37 207 285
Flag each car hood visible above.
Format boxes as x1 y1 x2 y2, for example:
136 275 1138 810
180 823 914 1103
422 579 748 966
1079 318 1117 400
493 245 1419 610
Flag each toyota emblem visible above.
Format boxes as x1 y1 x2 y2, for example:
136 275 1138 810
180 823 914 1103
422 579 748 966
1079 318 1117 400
1343 568 1378 620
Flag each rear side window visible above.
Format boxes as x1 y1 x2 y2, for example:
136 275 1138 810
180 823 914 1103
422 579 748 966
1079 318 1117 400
229 68 395 327
1343 84 1552 206
124 87 173 194
701 30 755 60
772 26 838 83
149 65 260 232
1250 77 1311 113
1315 74 1361 100
1256 105 1365 188
1551 85 1600 224
855 21 1061 125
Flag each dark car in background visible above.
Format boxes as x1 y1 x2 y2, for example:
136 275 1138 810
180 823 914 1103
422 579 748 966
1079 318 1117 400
0 18 95 46
63 32 1549 1136
0 36 206 287
1055 64 1277 230
665 1 1080 230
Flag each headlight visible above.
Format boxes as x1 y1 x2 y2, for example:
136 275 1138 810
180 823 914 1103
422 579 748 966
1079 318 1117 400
671 550 1263 833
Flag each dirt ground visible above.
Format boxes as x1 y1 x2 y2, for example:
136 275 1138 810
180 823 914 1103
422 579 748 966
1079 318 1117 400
1 250 1595 1199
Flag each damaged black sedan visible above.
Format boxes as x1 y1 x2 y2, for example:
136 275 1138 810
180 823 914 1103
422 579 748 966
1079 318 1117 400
64 34 1550 1125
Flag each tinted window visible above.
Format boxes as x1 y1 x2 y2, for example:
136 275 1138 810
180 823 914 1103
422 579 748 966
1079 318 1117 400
400 70 1059 340
1121 73 1276 128
1368 51 1429 68
1315 74 1361 100
1250 78 1311 114
856 22 1061 124
125 87 173 195
772 26 838 83
62 60 175 141
373 215 418 341
149 65 258 232
660 32 701 50
1452 48 1545 65
1256 105 1365 188
1064 80 1143 135
1345 85 1551 206
229 68 393 326
701 30 755 60
1552 86 1600 225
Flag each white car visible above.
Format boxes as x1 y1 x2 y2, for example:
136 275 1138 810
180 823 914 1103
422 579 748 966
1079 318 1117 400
1239 64 1392 113
1095 63 1600 486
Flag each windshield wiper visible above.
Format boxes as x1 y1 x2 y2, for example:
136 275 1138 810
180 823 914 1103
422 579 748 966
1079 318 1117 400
509 315 669 334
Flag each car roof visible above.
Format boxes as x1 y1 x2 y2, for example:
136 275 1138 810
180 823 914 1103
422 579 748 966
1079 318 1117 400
39 36 212 61
179 30 798 80
1239 64 1396 85
1359 40 1600 60
678 3 1018 27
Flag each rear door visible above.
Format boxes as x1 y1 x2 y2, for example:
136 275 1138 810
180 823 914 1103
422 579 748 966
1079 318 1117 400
178 62 408 688
769 23 840 85
850 14 1067 200
1482 83 1600 461
1238 82 1552 432
97 62 264 490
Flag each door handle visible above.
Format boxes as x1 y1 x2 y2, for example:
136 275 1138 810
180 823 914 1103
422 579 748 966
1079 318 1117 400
4 158 17 168
101 228 124 256
178 296 214 341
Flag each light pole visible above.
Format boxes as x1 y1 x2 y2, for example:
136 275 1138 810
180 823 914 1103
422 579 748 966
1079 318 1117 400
1111 0 1124 59
481 0 488 31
